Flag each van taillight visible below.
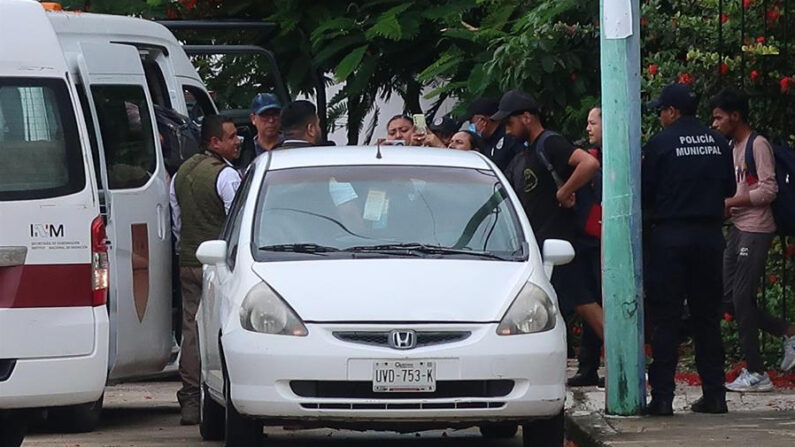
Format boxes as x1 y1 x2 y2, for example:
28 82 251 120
91 216 108 306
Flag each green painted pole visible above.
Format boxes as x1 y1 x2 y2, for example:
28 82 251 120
599 0 645 415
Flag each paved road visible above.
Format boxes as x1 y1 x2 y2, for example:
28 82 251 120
22 380 527 447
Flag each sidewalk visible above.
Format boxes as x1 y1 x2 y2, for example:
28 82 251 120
564 363 795 447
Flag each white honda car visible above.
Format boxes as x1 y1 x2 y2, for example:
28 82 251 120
195 146 573 447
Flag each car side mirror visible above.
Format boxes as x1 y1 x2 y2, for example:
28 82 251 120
542 239 575 279
196 240 228 266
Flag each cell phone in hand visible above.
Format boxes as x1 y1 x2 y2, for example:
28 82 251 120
413 114 428 135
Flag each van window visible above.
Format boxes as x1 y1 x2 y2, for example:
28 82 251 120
182 85 214 122
142 58 171 108
91 85 157 190
0 78 85 201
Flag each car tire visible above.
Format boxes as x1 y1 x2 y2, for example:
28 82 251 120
0 410 30 447
223 366 262 447
522 409 564 447
46 393 103 433
479 422 518 439
200 382 225 441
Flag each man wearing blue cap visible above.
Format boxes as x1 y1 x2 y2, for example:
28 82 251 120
238 93 283 169
642 83 735 416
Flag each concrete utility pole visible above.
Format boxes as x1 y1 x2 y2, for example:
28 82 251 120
599 0 645 415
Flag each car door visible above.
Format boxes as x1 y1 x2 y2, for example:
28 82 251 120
75 42 172 379
201 168 255 392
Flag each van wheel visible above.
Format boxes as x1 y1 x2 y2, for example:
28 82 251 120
46 394 103 433
200 382 225 441
223 366 262 447
522 409 564 447
479 422 518 438
0 410 30 447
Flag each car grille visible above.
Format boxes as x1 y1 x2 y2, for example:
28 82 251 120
332 331 471 348
290 380 514 399
299 401 506 410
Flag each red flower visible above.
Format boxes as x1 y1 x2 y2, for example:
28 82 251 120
724 312 734 322
781 76 793 94
641 17 648 27
678 73 694 85
750 69 761 82
719 63 729 75
766 9 781 22
743 0 754 9
648 64 659 76
786 244 795 258
179 0 197 10
720 13 730 24
570 73 578 81
769 274 778 284
756 36 766 43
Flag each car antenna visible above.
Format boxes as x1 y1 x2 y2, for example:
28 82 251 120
376 141 383 159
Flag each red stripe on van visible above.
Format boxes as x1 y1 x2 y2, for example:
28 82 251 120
0 264 93 308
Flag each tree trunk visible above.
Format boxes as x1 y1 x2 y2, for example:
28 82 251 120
347 94 362 145
312 69 328 142
403 79 422 114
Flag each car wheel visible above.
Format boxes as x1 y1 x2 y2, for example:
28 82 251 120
0 410 30 447
223 366 262 447
200 382 225 441
522 409 564 447
46 393 103 433
479 422 518 439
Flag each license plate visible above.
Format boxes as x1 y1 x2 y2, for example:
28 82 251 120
372 360 436 392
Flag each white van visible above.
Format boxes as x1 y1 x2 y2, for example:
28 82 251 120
0 0 219 443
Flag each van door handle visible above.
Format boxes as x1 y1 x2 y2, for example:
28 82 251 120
156 204 165 240
0 247 27 267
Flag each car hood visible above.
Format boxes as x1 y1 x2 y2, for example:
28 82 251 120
251 259 531 322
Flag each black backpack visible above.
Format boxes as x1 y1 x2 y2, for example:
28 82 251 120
535 130 602 239
155 105 202 176
744 133 795 235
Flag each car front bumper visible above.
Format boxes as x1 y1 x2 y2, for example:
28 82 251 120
222 319 566 424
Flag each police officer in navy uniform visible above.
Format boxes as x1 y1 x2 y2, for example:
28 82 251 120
643 83 736 415
465 97 525 170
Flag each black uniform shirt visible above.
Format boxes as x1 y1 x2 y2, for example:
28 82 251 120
504 132 576 245
484 124 525 171
641 116 735 223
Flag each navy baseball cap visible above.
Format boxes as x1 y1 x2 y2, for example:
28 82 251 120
491 90 540 121
429 115 459 137
250 93 282 115
648 83 699 114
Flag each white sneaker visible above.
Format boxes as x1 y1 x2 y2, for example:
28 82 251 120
781 336 795 372
725 368 774 392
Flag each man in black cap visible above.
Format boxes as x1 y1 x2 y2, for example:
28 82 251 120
465 97 525 170
642 83 735 415
495 89 600 332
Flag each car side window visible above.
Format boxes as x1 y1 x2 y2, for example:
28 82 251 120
223 167 255 270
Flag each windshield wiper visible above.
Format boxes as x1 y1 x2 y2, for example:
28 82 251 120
347 243 513 260
258 243 341 254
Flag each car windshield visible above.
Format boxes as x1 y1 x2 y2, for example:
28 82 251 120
252 165 525 261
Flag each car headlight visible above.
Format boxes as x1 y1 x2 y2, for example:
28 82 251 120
496 282 557 335
239 283 308 336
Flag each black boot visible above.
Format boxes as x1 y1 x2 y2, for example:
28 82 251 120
644 397 674 416
690 395 728 414
567 371 599 387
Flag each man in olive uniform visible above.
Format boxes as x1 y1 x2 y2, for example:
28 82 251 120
169 114 241 424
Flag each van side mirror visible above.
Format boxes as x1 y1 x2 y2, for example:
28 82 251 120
542 239 575 279
196 240 228 266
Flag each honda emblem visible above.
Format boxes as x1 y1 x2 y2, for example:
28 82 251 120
389 329 416 350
